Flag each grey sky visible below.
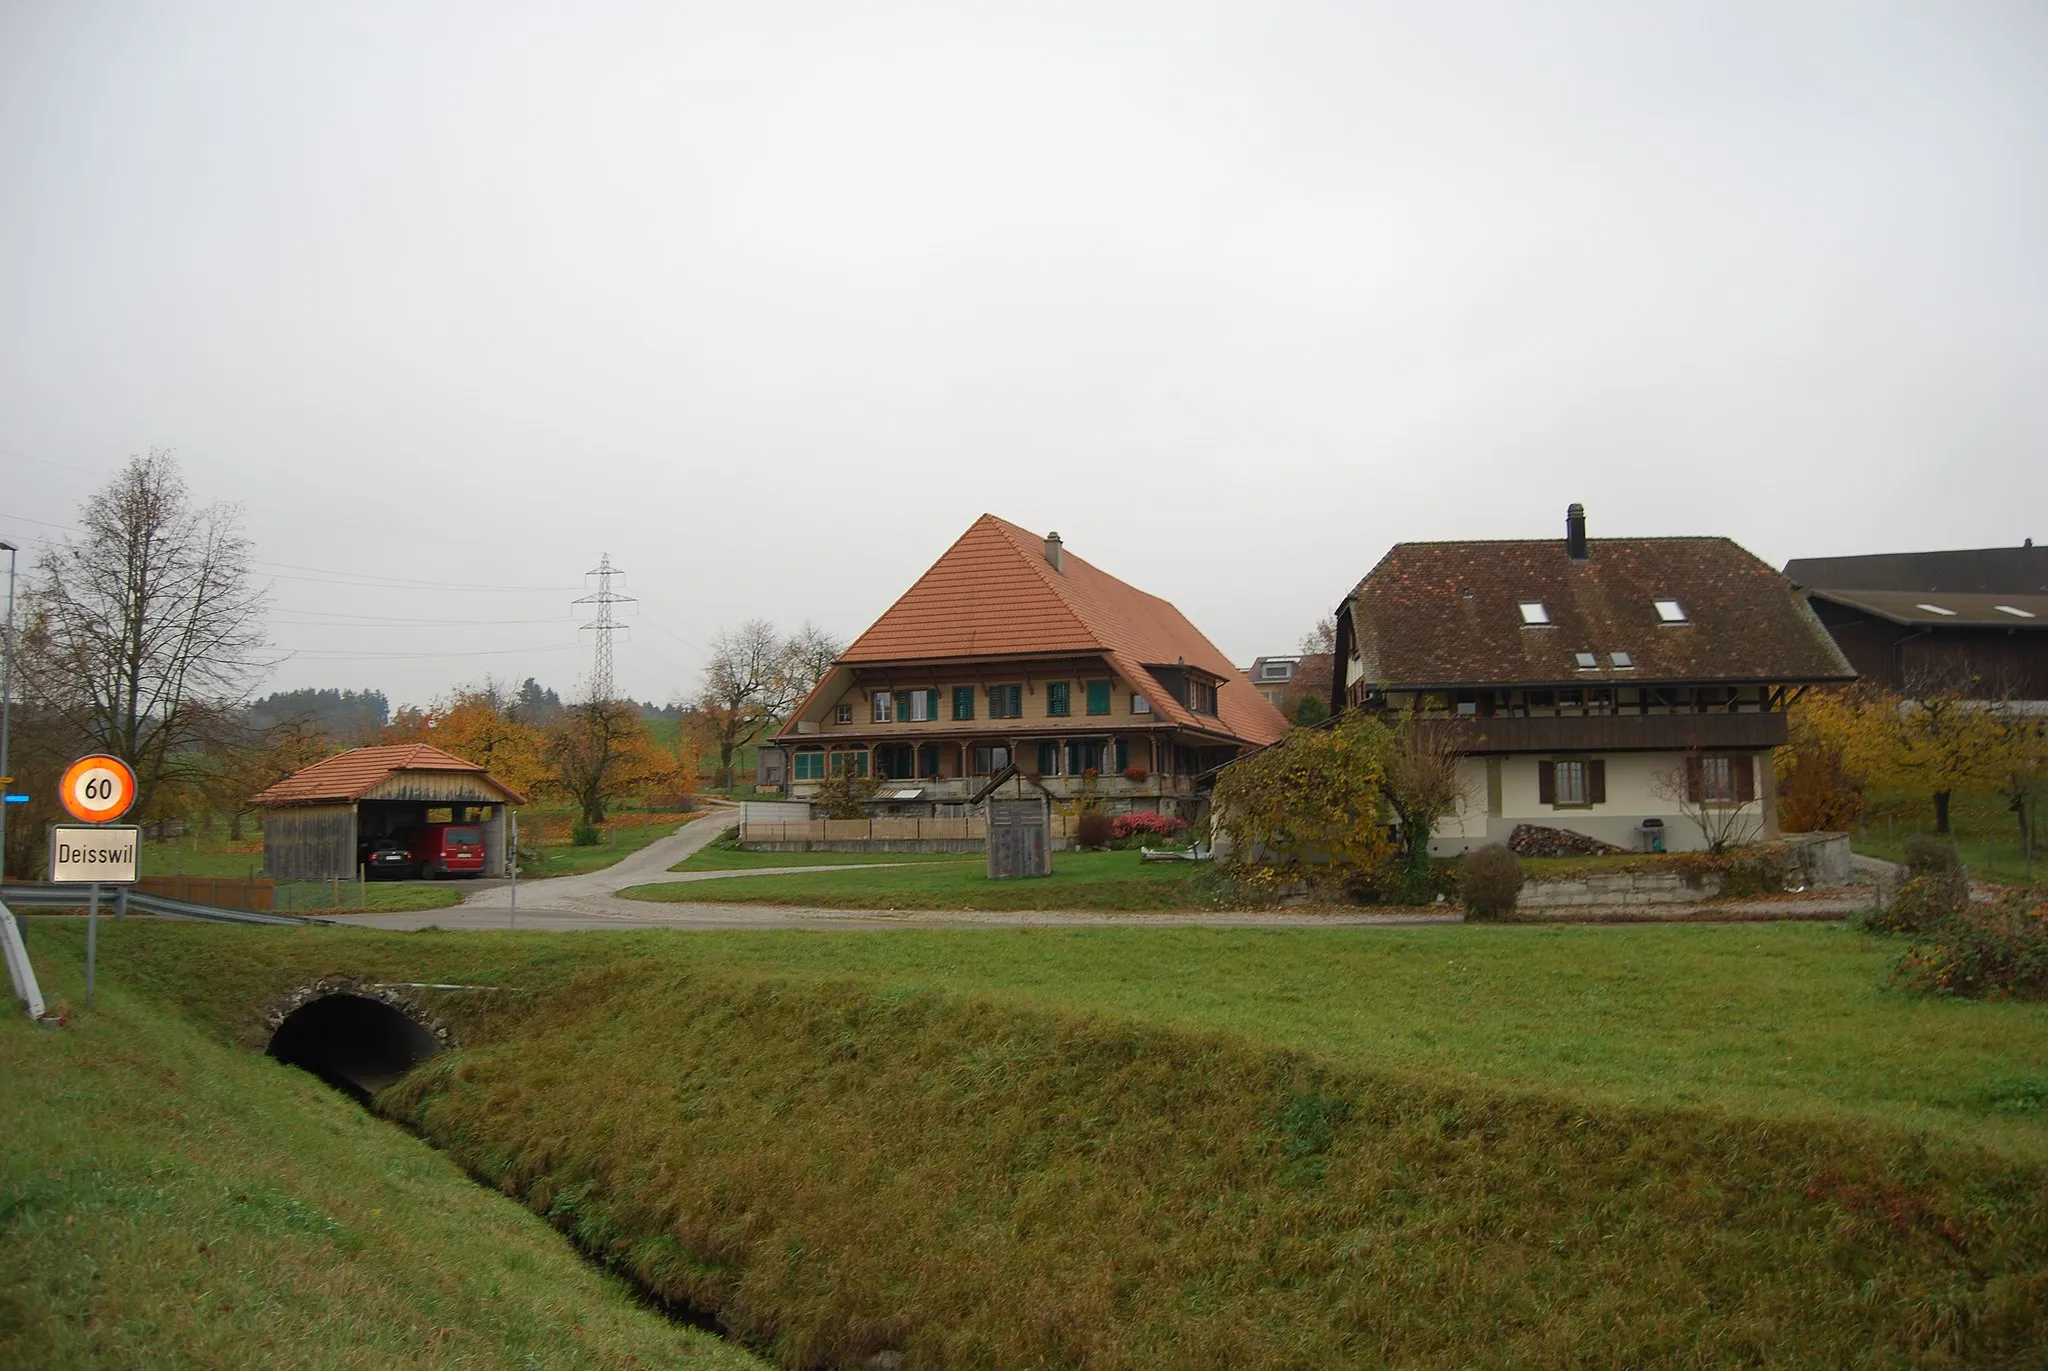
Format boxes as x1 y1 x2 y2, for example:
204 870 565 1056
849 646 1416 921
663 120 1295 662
3 1 2043 707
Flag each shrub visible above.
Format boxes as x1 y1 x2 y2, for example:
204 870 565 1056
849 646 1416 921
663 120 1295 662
1892 888 2048 1000
1459 844 1524 920
1109 812 1186 843
1861 834 1969 935
571 821 601 847
1904 833 1962 878
1076 809 1114 850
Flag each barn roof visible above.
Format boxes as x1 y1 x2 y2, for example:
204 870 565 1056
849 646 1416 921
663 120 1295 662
248 743 529 808
785 514 1288 747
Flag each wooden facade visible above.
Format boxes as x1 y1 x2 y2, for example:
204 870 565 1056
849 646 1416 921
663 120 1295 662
1806 599 2047 698
261 803 357 880
250 744 526 880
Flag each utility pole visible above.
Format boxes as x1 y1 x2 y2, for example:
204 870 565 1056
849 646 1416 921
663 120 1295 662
574 554 635 702
0 540 17 883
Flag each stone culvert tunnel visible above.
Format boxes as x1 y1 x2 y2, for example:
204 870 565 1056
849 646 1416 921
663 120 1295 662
264 980 452 1101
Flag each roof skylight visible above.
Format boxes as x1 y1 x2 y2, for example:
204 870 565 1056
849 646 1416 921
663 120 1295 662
1653 599 1688 623
1994 604 2037 619
1915 603 1958 617
1610 651 1634 668
1518 601 1550 626
1574 651 1598 670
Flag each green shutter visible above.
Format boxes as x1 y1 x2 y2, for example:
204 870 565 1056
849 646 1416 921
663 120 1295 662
1087 680 1111 715
954 686 974 720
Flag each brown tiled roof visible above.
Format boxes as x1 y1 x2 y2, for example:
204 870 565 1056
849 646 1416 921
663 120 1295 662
247 743 529 808
793 514 1288 746
1346 537 1856 689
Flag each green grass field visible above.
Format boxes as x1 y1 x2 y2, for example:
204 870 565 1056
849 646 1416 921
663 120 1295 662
22 918 2048 1366
673 846 977 873
1857 788 2043 886
518 809 699 879
0 937 763 1370
626 848 1204 910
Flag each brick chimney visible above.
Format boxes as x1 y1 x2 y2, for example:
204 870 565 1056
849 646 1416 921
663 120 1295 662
1044 531 1064 572
1565 503 1589 562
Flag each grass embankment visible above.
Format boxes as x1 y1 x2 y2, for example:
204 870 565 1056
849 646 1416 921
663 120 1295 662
0 939 762 1371
1858 790 2043 887
627 848 1204 910
673 846 976 873
37 919 2048 1366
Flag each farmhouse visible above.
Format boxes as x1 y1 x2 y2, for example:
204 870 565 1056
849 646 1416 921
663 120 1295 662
248 743 526 879
1782 542 2048 700
1332 504 1856 854
765 514 1288 817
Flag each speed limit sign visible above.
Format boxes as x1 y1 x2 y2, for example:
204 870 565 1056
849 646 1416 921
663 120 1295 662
59 754 138 823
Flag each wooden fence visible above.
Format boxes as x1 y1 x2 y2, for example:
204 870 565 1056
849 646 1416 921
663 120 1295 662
740 815 1081 844
135 874 276 913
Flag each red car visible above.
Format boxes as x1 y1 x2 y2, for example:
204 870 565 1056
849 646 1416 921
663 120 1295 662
402 822 487 879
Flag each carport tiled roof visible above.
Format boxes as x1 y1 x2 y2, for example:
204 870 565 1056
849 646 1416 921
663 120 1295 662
248 743 528 808
1345 537 1856 689
799 514 1287 746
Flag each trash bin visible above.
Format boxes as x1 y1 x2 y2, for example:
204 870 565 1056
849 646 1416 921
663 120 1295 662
1639 818 1665 853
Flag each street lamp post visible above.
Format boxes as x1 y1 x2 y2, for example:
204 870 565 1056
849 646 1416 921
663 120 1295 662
0 540 16 883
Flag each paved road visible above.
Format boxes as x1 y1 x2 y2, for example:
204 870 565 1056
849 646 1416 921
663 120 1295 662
332 810 1872 933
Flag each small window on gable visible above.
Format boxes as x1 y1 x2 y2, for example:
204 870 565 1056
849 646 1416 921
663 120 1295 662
1610 651 1634 669
1131 694 1152 714
1519 602 1550 626
836 703 853 724
871 693 893 723
1574 651 1598 670
1654 599 1688 623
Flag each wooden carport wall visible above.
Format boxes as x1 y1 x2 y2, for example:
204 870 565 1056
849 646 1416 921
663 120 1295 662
262 772 517 879
356 770 514 879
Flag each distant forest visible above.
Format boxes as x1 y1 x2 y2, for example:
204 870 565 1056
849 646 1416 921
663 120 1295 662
244 680 681 739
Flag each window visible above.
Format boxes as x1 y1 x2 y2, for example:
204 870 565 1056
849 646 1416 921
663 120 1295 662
1574 651 1598 670
970 745 1009 776
830 751 869 776
952 686 975 720
1066 740 1105 775
871 693 893 723
1114 739 1130 772
1047 682 1071 717
1035 741 1060 775
1555 760 1587 805
1557 688 1583 708
1654 599 1688 623
793 750 826 781
1700 756 1736 802
1131 694 1152 714
1995 604 2037 619
1539 758 1605 808
894 688 937 722
988 684 1023 718
1086 680 1112 715
836 703 853 725
875 743 916 779
1519 602 1551 625
1914 603 1958 617
1187 678 1218 715
1261 662 1292 680
1609 651 1634 669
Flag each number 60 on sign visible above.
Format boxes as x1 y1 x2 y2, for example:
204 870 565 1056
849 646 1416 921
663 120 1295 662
60 754 138 823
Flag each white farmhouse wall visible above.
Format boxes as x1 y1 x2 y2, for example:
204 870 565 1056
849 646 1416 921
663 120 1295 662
1427 749 1772 856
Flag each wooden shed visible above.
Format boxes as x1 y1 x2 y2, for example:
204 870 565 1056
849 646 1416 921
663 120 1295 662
248 743 528 880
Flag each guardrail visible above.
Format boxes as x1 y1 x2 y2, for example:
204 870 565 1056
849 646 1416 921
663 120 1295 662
0 885 324 927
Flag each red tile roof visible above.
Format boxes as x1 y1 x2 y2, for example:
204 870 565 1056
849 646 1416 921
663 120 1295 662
247 743 529 808
796 514 1287 747
1347 537 1857 689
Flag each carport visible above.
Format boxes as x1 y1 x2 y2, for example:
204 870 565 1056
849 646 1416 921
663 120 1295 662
248 743 528 880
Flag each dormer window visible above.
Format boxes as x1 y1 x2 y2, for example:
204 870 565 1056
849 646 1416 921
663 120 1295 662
1574 652 1598 670
1518 602 1551 626
1654 599 1688 623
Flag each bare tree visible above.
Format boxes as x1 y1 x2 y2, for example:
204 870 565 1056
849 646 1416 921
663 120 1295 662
694 619 845 789
1651 750 1765 854
1378 714 1473 873
21 451 268 811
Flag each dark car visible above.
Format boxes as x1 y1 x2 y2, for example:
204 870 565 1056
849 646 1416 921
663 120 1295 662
358 836 414 880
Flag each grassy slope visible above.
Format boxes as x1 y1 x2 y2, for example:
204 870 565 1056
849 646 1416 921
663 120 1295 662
0 941 763 1371
519 809 702 879
625 849 1204 910
39 920 2048 1366
673 847 977 872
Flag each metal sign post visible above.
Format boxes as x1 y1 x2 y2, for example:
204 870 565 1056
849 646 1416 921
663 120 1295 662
52 754 140 1013
508 810 518 931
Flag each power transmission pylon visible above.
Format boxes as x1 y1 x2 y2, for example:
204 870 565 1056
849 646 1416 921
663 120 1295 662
574 554 635 701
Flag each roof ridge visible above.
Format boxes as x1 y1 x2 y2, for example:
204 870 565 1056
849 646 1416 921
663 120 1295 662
983 516 1109 650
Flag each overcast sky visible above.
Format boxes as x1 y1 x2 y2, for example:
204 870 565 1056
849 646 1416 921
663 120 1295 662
3 1 2043 708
